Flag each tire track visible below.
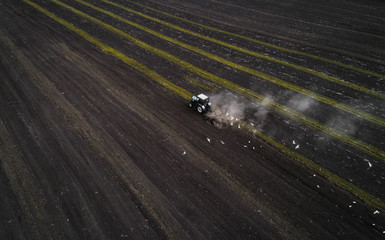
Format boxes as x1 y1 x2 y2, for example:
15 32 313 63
50 0 385 130
21 0 385 215
154 0 385 60
0 119 56 239
102 0 385 101
35 0 385 162
308 0 385 15
9 3 318 238
264 0 385 22
210 0 385 40
0 34 83 239
15 2 203 239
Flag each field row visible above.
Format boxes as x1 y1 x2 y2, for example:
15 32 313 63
24 0 385 209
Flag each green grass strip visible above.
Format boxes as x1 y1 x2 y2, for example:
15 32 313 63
127 0 385 80
71 0 385 129
46 0 385 162
24 0 385 213
24 2 192 101
104 0 385 100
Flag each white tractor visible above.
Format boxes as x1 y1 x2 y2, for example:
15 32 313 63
188 94 211 114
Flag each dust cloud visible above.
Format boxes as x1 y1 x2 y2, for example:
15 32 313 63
206 91 358 141
206 91 247 128
206 90 317 129
206 91 272 128
286 94 317 112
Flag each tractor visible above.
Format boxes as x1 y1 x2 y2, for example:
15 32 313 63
188 94 211 114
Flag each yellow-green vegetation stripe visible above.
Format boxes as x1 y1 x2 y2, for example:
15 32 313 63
103 0 385 100
23 0 385 213
23 1 192 101
47 0 385 162
127 0 385 80
70 0 385 128
240 121 385 212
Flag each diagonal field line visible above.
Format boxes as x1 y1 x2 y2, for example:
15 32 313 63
43 0 385 162
287 0 385 22
127 0 385 80
70 0 385 129
101 0 385 101
210 0 385 40
22 0 385 212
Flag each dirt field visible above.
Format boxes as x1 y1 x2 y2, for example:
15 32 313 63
1 0 385 239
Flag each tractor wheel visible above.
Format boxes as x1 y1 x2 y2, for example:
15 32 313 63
197 106 203 113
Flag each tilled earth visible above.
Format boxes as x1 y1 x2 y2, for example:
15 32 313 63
1 0 385 239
